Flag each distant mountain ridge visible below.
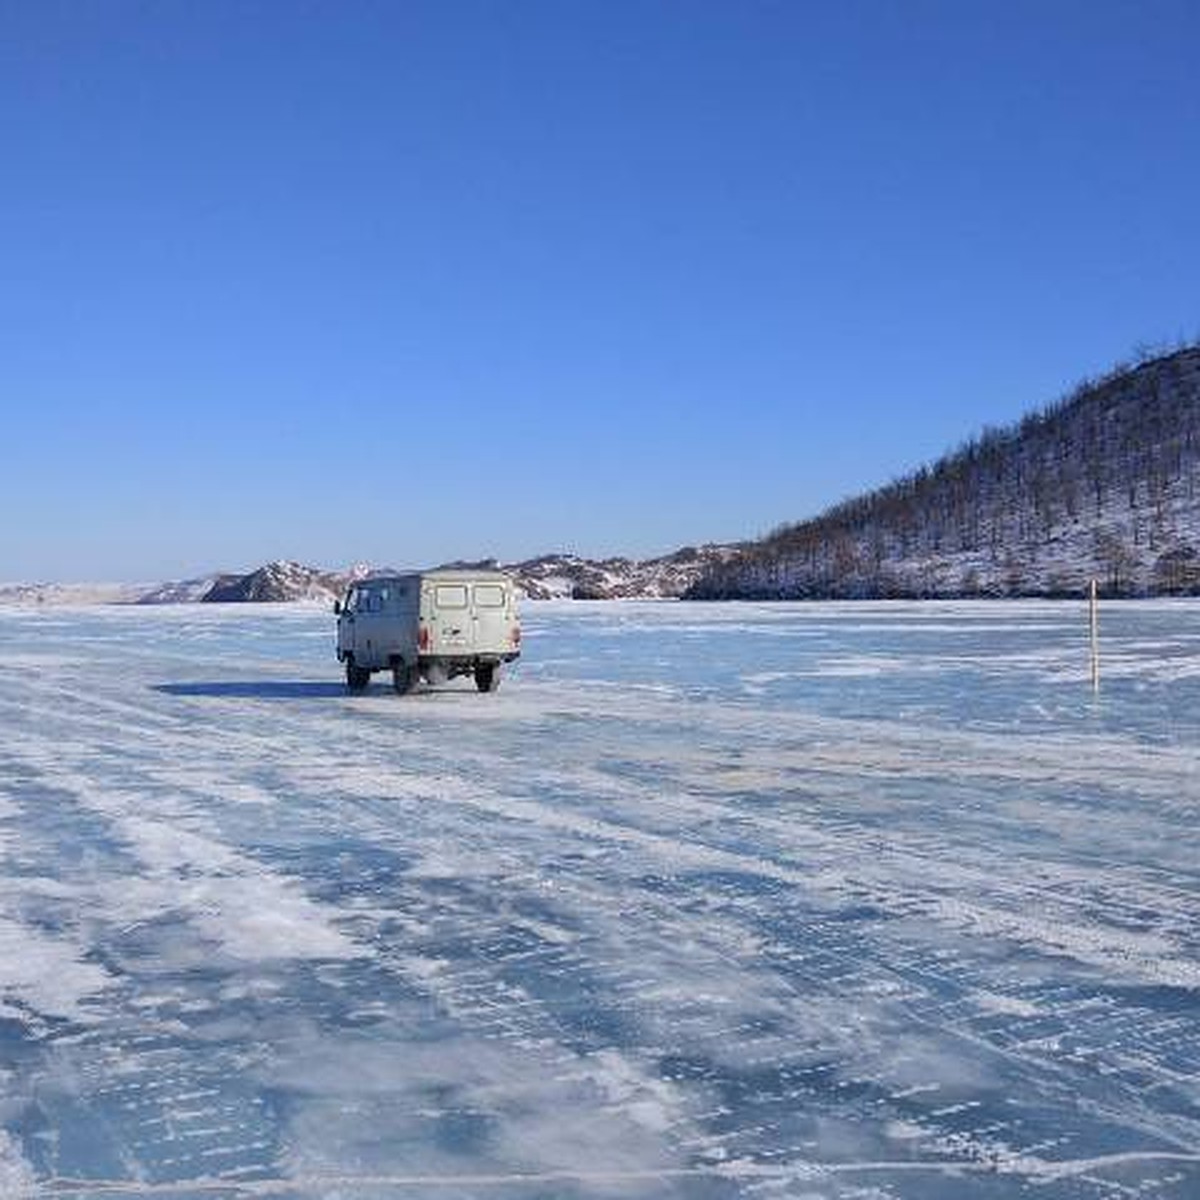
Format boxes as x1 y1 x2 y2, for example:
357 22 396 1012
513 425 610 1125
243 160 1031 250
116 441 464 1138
488 545 745 599
689 346 1200 599
125 544 743 606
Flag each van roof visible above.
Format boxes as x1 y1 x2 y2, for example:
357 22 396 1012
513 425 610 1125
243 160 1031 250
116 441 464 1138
361 570 512 586
423 569 512 583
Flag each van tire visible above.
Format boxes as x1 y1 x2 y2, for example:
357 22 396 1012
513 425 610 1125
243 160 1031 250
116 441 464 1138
475 664 500 693
346 661 371 692
393 663 419 695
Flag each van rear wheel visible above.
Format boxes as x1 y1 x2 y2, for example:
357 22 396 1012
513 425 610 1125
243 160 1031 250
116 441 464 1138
345 661 371 692
475 664 500 693
393 663 419 695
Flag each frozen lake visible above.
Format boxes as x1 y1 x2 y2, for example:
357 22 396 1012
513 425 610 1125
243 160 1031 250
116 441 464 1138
0 599 1198 1198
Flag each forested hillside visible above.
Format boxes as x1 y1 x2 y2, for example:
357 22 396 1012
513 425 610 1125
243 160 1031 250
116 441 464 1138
689 346 1200 599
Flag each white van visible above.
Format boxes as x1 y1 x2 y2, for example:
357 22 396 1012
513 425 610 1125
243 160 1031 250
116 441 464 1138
335 570 521 694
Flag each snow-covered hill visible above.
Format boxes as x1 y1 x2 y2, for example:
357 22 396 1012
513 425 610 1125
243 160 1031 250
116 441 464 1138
200 560 349 604
507 544 743 599
135 575 232 604
690 346 1200 599
0 581 147 606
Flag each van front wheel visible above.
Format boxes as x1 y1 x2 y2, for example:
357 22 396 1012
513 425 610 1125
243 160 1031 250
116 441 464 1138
346 662 371 692
475 664 500 693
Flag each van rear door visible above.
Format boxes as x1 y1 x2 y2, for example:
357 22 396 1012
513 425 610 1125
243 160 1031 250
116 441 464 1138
430 581 471 652
471 580 510 653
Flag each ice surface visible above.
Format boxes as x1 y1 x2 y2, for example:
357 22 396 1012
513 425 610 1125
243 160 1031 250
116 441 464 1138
0 599 1198 1198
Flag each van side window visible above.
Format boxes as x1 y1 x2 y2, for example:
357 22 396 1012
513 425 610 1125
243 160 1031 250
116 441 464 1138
435 584 468 609
474 584 505 608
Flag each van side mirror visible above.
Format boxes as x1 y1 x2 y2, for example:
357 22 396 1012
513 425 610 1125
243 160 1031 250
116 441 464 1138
333 600 342 615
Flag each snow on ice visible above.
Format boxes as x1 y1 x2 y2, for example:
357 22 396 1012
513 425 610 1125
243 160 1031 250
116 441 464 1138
0 599 1197 1198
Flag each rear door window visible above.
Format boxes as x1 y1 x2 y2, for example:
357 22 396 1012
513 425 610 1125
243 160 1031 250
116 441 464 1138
474 584 505 608
435 584 468 609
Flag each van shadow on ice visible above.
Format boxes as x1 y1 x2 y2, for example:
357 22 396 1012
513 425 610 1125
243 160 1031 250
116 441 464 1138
153 681 345 700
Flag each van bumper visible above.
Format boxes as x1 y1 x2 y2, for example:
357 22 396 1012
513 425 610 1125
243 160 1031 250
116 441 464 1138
421 652 520 667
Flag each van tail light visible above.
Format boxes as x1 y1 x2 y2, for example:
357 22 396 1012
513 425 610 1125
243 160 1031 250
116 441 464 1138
511 625 521 646
418 625 430 651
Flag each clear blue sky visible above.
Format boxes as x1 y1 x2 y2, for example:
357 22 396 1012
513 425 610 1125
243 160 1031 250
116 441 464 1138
3 1 1198 581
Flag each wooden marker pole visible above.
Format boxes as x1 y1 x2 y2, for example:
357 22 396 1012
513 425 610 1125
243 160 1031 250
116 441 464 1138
1089 578 1100 692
